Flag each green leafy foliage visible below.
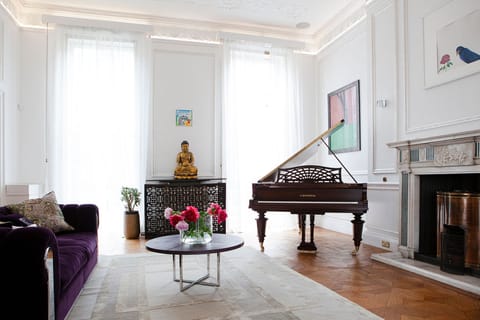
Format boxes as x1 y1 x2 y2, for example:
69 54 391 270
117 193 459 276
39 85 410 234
121 187 141 213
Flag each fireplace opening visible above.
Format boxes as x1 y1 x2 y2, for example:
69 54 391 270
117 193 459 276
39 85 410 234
416 173 480 276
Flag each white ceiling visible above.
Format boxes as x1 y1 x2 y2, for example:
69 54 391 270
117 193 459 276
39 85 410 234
18 0 362 38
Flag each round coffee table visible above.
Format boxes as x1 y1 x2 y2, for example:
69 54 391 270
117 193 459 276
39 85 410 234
146 233 244 291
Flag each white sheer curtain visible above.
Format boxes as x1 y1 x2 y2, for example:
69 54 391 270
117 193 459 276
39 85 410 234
46 25 150 238
223 41 303 233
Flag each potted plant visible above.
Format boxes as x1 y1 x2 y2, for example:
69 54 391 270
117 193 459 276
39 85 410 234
121 186 141 239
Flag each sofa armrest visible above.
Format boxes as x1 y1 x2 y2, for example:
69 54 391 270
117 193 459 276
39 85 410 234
61 204 99 233
0 226 56 265
0 227 57 320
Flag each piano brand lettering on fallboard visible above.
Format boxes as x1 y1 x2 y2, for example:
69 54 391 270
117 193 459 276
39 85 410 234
249 120 368 254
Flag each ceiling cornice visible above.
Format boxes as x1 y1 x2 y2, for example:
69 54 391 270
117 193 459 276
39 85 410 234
5 0 367 53
313 3 367 53
15 0 312 37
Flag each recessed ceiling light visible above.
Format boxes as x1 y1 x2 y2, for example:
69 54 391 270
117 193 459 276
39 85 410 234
296 22 310 29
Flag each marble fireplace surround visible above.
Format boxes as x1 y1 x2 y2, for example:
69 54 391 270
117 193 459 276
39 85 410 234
372 130 480 295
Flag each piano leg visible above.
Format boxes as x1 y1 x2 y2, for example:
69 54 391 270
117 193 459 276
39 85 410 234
351 213 365 256
297 214 317 252
300 214 306 244
297 215 302 234
256 211 268 252
309 214 315 245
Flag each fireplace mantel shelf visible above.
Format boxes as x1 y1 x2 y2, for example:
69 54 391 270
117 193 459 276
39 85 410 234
387 130 480 172
387 129 480 149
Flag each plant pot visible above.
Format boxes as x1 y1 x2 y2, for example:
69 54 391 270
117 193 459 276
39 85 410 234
124 211 140 239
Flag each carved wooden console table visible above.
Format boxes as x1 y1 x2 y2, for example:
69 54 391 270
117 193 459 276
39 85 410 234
144 178 226 239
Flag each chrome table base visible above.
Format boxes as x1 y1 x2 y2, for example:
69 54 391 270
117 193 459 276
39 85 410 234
172 253 220 292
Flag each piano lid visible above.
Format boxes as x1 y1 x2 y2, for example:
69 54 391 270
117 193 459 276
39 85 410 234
259 119 345 182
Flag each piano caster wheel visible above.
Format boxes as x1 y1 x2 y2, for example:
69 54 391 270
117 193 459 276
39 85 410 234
260 242 265 252
351 246 360 256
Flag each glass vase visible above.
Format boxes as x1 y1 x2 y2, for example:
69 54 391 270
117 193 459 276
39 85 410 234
180 215 213 244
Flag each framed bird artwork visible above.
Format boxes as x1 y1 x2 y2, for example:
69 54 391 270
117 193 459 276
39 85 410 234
424 0 480 88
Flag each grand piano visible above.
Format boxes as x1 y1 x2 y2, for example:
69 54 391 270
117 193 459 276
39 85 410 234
249 120 368 254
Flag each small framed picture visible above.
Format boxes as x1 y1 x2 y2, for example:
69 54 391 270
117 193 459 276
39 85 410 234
176 109 192 127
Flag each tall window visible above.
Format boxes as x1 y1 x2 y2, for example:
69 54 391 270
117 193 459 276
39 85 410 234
223 42 302 233
47 26 149 239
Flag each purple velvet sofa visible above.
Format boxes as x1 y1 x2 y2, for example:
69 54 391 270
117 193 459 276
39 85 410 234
0 204 99 320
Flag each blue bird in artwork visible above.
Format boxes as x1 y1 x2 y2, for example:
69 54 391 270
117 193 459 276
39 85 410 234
456 46 480 64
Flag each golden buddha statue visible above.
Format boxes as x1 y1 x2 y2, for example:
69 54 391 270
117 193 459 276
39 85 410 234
174 140 198 179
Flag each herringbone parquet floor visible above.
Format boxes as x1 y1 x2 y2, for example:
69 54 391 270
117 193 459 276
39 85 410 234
101 228 480 320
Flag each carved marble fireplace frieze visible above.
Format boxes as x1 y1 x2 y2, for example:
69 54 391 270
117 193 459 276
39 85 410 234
389 130 480 173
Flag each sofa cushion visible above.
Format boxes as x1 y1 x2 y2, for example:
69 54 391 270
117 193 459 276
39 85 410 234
56 232 97 289
5 202 25 215
8 191 74 233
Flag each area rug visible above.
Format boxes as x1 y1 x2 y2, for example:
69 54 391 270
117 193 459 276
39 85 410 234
66 246 381 320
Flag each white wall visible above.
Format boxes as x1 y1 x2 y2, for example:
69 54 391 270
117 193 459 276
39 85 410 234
149 41 221 179
368 0 398 182
0 7 21 205
362 0 401 250
19 29 46 186
0 9 48 205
